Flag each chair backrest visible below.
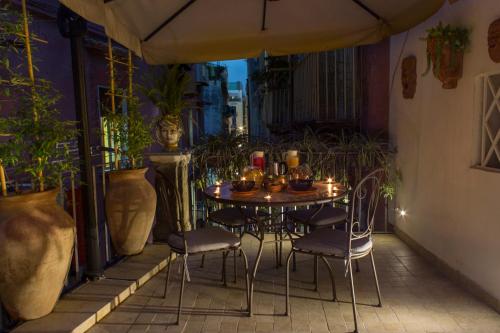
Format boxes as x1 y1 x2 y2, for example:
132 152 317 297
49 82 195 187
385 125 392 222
347 168 384 250
155 168 186 236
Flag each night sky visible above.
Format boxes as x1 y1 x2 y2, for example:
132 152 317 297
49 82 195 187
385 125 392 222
212 59 248 93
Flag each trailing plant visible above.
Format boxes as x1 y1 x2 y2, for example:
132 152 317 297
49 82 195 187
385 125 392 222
422 22 470 76
140 65 191 126
192 132 250 189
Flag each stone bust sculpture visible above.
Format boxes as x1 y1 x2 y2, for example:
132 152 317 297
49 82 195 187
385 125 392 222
401 55 417 99
488 18 500 63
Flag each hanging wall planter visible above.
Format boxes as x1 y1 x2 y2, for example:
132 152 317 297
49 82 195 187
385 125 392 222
423 22 470 89
0 189 75 320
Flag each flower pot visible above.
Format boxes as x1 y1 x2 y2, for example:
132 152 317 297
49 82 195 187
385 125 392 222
427 38 464 89
105 168 156 255
155 117 182 150
0 189 75 320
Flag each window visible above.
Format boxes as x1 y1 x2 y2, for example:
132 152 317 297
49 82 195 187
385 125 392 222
97 86 127 169
478 73 500 170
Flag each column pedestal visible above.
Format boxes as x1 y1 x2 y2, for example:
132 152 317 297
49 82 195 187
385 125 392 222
149 152 191 241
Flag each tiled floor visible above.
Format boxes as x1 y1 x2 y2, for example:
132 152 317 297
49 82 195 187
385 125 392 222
89 235 500 333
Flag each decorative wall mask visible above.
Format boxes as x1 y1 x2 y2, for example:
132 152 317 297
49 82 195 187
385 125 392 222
488 18 500 63
402 56 417 99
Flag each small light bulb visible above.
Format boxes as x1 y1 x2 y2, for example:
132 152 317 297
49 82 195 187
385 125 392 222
399 209 407 217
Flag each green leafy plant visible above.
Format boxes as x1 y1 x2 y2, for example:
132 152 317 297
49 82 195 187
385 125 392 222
1 81 78 191
422 22 470 76
140 65 191 126
0 3 78 193
105 96 152 169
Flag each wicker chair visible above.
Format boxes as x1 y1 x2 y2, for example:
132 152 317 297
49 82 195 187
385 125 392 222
156 169 250 324
285 168 384 333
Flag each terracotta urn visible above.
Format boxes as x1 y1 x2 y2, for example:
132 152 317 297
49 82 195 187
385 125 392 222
155 117 182 150
0 189 75 320
427 38 464 89
105 168 156 255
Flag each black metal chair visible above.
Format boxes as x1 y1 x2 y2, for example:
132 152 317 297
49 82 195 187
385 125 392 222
156 170 250 324
285 168 384 333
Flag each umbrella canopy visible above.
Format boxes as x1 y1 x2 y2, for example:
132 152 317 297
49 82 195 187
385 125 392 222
59 0 445 64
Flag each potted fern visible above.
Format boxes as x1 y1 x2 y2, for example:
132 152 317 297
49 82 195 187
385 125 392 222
423 22 470 89
141 65 190 150
0 3 77 320
104 94 156 255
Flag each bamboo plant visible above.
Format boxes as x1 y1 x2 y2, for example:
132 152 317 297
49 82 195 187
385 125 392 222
0 1 77 195
104 46 152 170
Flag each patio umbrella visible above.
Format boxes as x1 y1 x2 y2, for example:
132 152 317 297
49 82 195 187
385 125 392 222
59 0 445 64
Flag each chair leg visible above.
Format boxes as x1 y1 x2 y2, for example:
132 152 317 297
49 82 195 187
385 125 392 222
320 256 337 301
222 251 228 287
200 254 205 268
370 251 382 307
285 251 293 316
274 229 279 269
355 259 360 273
279 221 283 266
233 249 237 283
176 254 187 325
249 231 265 316
313 255 319 291
240 248 251 315
348 259 359 333
292 252 297 272
163 252 173 298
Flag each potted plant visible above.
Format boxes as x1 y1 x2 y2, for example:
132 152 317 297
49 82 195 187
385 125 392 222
141 65 191 150
104 94 156 255
423 22 470 89
0 3 77 320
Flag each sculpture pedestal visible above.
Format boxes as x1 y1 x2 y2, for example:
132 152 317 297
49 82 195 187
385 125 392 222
149 152 191 241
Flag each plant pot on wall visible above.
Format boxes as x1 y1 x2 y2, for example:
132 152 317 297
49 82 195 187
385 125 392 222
155 117 182 150
105 168 157 255
0 189 75 320
427 38 464 89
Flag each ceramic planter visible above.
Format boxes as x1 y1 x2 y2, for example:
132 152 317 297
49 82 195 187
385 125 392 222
0 189 75 320
105 168 156 255
155 117 182 150
427 38 464 89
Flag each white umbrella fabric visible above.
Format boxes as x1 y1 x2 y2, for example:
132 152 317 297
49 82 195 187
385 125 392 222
59 0 445 64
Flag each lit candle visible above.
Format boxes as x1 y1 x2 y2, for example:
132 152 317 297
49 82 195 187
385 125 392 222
264 193 272 200
215 180 221 187
333 186 338 191
326 177 333 184
241 176 246 181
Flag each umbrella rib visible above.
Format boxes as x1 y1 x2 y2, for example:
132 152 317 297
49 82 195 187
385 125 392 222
351 0 382 21
143 0 198 42
261 0 267 31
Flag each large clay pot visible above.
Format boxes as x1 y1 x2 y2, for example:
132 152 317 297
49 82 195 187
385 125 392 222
105 168 156 255
0 189 75 320
427 38 464 89
155 117 182 150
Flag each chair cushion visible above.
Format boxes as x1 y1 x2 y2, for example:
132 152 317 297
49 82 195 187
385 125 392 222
287 206 347 227
209 207 270 227
294 229 372 257
167 227 240 254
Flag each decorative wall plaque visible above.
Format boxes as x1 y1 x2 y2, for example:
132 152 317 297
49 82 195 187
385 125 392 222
488 18 500 63
402 55 417 99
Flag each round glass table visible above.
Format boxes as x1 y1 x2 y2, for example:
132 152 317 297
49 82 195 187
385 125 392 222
204 181 347 315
